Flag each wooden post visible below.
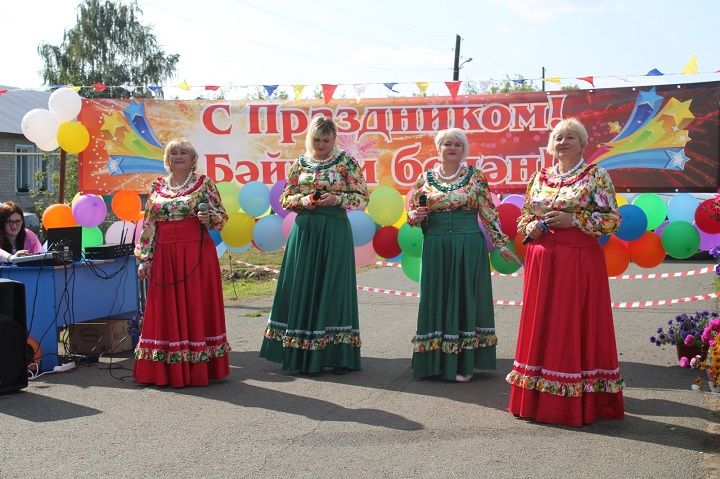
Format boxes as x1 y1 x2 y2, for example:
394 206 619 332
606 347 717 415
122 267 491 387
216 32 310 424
58 149 66 204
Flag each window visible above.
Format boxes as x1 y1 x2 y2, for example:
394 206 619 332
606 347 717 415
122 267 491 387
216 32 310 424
15 144 49 193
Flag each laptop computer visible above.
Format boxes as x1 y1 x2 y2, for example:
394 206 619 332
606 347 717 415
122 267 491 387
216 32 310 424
46 226 83 261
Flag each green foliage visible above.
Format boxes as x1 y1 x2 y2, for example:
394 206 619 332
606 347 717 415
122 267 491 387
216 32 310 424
37 0 179 98
31 153 79 215
490 76 539 93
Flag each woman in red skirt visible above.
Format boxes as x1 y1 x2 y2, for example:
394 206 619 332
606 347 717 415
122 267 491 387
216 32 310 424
507 118 624 426
134 138 230 388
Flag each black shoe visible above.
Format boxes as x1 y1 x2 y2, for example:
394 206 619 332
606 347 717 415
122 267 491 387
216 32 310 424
332 366 351 375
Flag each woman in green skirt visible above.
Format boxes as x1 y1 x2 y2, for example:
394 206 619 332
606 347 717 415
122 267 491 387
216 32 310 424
259 117 369 374
407 128 520 382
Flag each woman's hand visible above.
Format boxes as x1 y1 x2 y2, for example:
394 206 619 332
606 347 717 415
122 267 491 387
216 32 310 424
138 262 151 280
14 249 30 257
411 207 429 222
198 209 210 226
525 220 547 240
500 247 523 266
315 192 339 207
544 211 575 228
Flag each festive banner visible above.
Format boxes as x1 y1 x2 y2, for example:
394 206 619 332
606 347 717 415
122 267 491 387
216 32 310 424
78 81 720 195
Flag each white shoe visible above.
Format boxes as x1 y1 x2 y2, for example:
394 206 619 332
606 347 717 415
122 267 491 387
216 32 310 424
455 374 472 382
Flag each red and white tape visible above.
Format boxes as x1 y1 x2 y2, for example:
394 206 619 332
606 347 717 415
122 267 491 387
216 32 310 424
236 260 718 308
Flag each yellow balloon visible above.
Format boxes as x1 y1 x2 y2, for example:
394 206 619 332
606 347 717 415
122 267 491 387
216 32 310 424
616 195 628 207
393 210 407 229
56 121 90 153
221 212 255 247
367 186 404 226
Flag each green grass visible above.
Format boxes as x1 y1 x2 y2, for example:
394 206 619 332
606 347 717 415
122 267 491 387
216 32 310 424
220 249 283 302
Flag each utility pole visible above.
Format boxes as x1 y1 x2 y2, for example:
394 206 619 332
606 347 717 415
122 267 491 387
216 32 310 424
452 34 461 81
541 66 546 92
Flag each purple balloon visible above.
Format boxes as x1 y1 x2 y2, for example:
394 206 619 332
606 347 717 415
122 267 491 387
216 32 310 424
654 220 669 238
694 221 720 251
477 216 493 250
72 194 107 227
501 194 525 209
269 179 289 218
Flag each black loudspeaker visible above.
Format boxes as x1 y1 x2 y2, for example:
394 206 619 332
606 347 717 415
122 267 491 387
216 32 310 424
0 278 28 394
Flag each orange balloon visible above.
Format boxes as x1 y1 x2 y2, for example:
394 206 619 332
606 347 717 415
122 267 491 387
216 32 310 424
603 235 630 277
42 203 77 229
512 234 527 259
26 336 41 367
112 190 142 222
629 231 666 268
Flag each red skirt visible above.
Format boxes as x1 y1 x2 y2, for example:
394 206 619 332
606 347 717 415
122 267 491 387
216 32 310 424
134 217 230 387
507 228 624 426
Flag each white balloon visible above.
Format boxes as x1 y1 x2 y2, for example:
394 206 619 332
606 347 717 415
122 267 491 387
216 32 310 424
21 108 59 143
48 88 83 122
105 220 137 244
36 136 59 152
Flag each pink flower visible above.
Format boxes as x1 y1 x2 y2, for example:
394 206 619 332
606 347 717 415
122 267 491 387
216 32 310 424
684 334 695 346
690 356 699 367
679 357 689 368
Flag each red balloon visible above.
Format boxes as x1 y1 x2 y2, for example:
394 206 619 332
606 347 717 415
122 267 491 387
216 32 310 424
629 232 665 268
603 235 630 277
512 234 527 259
495 203 521 238
372 226 401 259
694 198 720 234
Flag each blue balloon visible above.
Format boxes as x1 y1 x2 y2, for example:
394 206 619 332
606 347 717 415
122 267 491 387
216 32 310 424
215 241 227 257
616 204 647 241
347 210 376 246
239 181 270 217
209 229 223 246
252 214 284 251
667 193 699 223
598 235 610 245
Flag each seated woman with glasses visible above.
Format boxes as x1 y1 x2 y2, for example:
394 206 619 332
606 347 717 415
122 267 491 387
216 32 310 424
0 201 42 263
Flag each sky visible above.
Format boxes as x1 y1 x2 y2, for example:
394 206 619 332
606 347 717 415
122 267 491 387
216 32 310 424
1 0 719 99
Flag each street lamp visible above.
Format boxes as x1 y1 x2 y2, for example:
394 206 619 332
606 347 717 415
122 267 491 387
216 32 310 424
452 57 473 81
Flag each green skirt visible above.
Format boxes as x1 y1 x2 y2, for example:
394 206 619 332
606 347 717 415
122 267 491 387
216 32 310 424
411 210 497 380
259 206 361 372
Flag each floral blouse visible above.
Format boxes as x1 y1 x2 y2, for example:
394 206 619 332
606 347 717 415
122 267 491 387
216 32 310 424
281 149 369 211
407 165 509 249
517 162 620 237
135 174 228 265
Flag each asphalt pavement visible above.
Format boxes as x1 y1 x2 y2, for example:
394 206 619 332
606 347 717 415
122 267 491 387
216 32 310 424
1 259 719 478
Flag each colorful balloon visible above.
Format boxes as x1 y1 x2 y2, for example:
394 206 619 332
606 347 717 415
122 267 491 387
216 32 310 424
216 182 241 214
269 180 290 217
501 194 525 209
667 193 698 223
662 221 700 259
354 242 377 267
252 215 284 252
105 220 137 244
71 194 107 227
48 87 83 123
81 226 103 250
695 222 720 251
489 244 520 274
21 108 59 144
281 212 297 239
239 181 270 218
42 203 77 229
616 204 647 241
495 203 521 238
616 195 628 207
56 121 90 153
221 212 255 247
397 223 424 257
628 232 665 268
401 254 421 282
367 186 404 226
603 236 630 277
348 210 376 247
372 225 401 259
111 190 142 222
631 193 667 230
694 198 720 234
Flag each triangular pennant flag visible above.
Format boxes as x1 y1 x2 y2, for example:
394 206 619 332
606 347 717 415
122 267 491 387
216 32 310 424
477 80 492 92
120 82 136 93
92 82 108 92
0 89 8 95
49 84 63 90
67 84 81 93
682 54 698 74
545 77 561 84
292 84 305 101
445 81 461 100
576 76 594 87
383 82 399 93
177 80 191 91
263 84 279 97
646 68 663 76
204 85 220 91
321 84 338 104
147 85 163 92
512 77 526 85
415 82 430 96
353 83 368 102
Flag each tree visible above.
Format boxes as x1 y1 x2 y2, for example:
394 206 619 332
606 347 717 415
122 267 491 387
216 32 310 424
38 0 179 98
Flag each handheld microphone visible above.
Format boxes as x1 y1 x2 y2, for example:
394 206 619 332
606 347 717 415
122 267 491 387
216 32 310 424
198 203 209 230
418 194 428 234
522 219 548 245
311 190 322 204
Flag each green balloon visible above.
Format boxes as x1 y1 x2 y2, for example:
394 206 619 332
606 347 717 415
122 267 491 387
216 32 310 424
216 181 241 214
398 223 424 257
661 221 700 259
81 226 103 250
632 193 667 230
401 254 421 282
490 243 520 274
367 186 403 226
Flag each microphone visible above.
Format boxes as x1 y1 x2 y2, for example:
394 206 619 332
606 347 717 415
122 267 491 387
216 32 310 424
522 219 548 245
311 190 322 204
198 203 209 230
418 194 428 234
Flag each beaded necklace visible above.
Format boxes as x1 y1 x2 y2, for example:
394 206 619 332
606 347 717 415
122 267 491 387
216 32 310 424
165 170 194 193
434 162 466 182
553 159 585 179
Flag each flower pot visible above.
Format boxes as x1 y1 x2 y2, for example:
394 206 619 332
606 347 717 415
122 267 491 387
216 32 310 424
675 344 708 362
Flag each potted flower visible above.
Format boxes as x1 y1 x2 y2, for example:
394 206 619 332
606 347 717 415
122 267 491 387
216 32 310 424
649 310 717 361
689 316 720 392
